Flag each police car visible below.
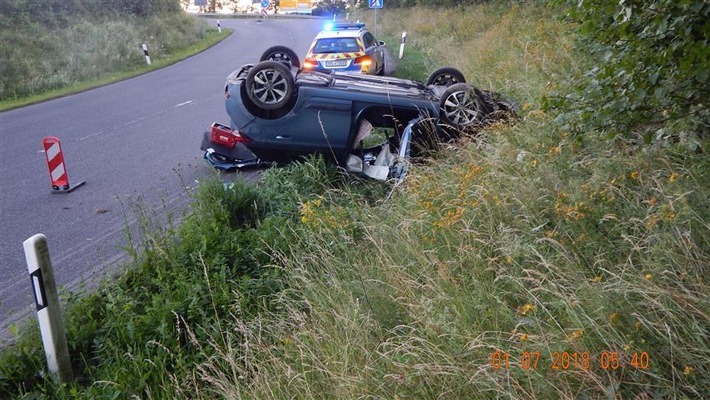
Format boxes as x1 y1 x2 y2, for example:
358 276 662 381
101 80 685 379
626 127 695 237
303 22 386 75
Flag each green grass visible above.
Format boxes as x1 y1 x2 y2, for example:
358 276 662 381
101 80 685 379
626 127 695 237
1 2 708 399
0 28 231 112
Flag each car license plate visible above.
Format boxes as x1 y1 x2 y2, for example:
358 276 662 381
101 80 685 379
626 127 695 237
325 60 348 67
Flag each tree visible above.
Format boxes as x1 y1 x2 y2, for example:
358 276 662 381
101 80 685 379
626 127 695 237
548 0 710 149
312 0 347 16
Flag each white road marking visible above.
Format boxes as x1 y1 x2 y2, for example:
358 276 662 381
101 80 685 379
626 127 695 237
73 100 193 141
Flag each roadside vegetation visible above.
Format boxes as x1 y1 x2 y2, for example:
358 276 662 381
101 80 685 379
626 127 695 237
0 0 226 110
1 1 708 399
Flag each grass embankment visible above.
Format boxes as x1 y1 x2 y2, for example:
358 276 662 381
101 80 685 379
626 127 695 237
1 2 708 399
0 12 229 111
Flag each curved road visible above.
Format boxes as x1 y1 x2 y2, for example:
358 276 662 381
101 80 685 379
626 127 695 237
0 17 324 341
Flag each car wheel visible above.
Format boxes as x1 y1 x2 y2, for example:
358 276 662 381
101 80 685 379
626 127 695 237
439 83 491 130
378 59 386 76
259 45 301 69
245 60 295 111
426 67 466 87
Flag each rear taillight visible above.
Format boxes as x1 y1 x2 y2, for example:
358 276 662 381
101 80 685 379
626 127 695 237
354 55 372 67
209 123 251 148
354 55 373 73
303 57 318 69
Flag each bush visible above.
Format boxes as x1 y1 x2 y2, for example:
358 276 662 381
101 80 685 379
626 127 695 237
546 0 710 149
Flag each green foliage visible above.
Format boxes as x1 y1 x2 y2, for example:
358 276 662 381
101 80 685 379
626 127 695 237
2 2 708 399
312 0 347 17
0 0 181 21
0 7 209 101
0 159 357 399
546 0 710 148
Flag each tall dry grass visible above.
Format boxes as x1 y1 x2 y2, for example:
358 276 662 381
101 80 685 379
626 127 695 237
188 2 708 399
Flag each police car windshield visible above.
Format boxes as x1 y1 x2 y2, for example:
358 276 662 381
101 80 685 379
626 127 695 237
313 38 361 54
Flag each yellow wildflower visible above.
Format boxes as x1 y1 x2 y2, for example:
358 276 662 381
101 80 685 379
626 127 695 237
683 366 695 376
609 312 620 324
590 276 603 283
519 333 529 342
569 330 584 341
661 205 677 221
644 273 653 280
669 172 679 183
505 256 513 264
630 171 639 180
646 214 659 229
519 303 535 316
531 159 538 168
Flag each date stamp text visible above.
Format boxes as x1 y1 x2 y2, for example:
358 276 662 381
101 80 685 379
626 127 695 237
491 351 650 371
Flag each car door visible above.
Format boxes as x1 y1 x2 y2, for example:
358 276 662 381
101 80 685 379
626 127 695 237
362 32 383 74
267 86 354 161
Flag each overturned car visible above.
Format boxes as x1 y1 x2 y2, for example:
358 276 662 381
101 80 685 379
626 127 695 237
201 46 515 181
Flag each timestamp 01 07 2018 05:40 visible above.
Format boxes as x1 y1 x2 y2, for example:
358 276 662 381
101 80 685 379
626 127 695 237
490 351 650 371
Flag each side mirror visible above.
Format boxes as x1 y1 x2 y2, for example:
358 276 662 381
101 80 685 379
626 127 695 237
378 41 386 46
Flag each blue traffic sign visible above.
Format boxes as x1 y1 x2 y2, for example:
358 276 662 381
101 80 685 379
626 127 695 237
369 0 383 9
261 0 269 8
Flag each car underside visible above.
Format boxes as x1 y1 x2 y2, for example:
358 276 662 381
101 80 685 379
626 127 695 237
200 46 517 182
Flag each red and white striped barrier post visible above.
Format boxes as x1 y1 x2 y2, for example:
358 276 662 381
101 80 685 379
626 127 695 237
42 136 85 193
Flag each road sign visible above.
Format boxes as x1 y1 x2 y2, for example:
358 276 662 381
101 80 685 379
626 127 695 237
369 0 383 8
261 0 269 8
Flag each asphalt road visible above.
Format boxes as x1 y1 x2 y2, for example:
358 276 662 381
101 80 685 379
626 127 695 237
0 17 324 342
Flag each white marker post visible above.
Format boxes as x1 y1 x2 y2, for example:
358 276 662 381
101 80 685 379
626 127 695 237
399 31 407 60
23 234 73 383
141 43 151 65
217 20 221 33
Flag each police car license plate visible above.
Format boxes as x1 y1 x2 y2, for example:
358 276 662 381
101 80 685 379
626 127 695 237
325 60 348 67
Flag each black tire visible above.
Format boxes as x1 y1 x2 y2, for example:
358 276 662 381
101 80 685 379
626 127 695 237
259 45 301 69
378 59 386 76
426 67 466 87
245 61 295 111
439 83 492 130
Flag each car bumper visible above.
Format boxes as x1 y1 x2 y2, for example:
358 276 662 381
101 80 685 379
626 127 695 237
311 61 372 74
200 131 268 170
